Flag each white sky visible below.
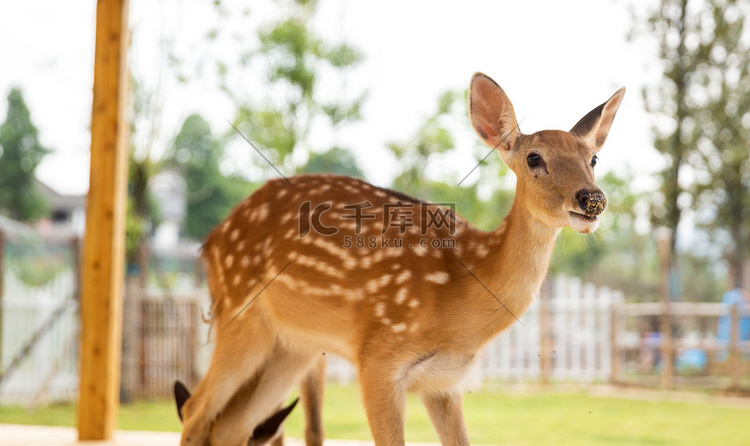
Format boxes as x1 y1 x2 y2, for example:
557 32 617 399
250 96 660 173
0 0 662 197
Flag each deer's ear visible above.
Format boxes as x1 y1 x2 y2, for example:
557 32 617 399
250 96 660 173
173 380 191 423
469 72 521 152
249 398 299 444
570 87 625 151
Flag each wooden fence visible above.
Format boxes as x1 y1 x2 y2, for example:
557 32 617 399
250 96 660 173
133 294 208 398
612 301 750 389
2 267 748 405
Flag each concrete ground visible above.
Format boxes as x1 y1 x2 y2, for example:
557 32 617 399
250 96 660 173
1 423 443 446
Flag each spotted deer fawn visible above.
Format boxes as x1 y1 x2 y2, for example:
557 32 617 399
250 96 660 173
179 72 625 445
174 380 298 445
173 355 325 445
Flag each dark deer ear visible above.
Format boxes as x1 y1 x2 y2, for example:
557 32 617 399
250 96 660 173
570 87 625 151
249 398 299 444
173 380 192 423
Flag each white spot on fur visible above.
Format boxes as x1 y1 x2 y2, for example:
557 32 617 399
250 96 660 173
361 256 373 269
233 275 241 286
475 245 489 258
374 302 386 317
413 245 428 257
258 203 270 220
379 274 392 287
425 271 449 284
230 229 240 242
395 288 408 305
392 323 407 333
385 248 403 258
241 256 250 268
346 289 364 301
372 249 385 263
225 255 235 268
344 256 358 269
395 270 412 284
408 299 420 308
366 278 380 294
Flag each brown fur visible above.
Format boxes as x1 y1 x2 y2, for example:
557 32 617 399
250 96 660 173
179 73 625 445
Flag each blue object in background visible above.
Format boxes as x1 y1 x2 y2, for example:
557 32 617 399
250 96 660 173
676 348 707 372
717 289 750 342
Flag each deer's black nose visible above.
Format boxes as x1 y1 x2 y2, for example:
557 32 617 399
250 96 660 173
575 189 607 215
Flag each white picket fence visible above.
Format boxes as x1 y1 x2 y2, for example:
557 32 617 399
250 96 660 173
0 269 78 406
0 272 622 406
482 275 623 382
325 275 624 384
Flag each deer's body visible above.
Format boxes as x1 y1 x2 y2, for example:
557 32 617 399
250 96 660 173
180 73 624 445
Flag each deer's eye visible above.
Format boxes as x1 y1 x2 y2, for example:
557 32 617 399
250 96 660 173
591 155 598 168
527 153 541 167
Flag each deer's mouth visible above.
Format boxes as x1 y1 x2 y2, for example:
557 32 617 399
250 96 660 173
568 211 601 234
569 211 598 222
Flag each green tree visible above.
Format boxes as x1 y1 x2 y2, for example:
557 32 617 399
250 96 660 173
690 0 750 290
233 0 365 168
551 171 659 298
168 114 253 240
640 0 728 299
299 147 365 178
387 90 512 232
641 0 750 295
0 88 50 221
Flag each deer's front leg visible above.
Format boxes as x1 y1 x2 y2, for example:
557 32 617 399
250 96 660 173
421 390 470 446
359 361 406 446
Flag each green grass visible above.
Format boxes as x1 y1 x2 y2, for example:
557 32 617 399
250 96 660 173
1 385 748 445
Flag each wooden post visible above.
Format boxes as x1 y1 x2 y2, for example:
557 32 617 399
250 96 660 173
189 300 199 386
139 299 147 397
77 0 130 440
729 304 740 390
609 304 619 384
539 277 553 384
657 231 674 389
70 236 81 300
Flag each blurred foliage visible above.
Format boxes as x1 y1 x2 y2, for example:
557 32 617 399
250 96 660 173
643 0 697 243
0 88 50 222
387 90 514 231
299 147 365 178
687 0 750 289
229 0 365 170
126 76 165 266
3 233 73 286
551 172 659 300
639 0 750 296
167 114 254 240
125 198 147 265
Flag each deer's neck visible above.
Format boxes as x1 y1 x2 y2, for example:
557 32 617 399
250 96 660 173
467 192 560 346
